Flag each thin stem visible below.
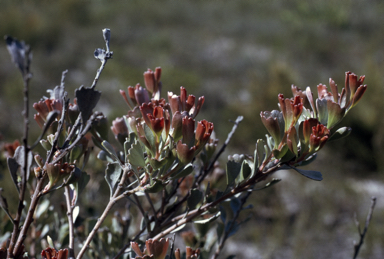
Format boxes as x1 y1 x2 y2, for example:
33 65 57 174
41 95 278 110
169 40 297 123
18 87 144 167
64 185 75 259
353 196 377 259
196 116 243 186
8 70 31 258
152 164 278 240
76 167 135 259
212 191 252 259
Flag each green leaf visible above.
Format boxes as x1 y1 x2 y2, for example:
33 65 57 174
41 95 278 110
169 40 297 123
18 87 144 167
187 189 203 210
102 141 119 161
256 139 265 167
145 179 164 193
328 127 352 142
238 160 251 183
272 143 289 159
170 163 194 180
127 140 145 169
316 98 328 125
289 166 323 181
124 132 137 159
298 154 317 166
97 150 114 163
226 160 242 185
105 162 123 197
143 123 156 155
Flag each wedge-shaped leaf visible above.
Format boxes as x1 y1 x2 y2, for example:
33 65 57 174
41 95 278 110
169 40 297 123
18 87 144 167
143 123 156 156
328 127 352 142
14 146 33 183
127 140 145 169
105 162 123 197
75 86 101 123
272 143 289 159
73 172 90 205
170 163 194 180
226 160 242 185
7 157 20 193
298 154 317 167
289 165 323 181
187 189 203 210
0 188 12 222
124 132 137 159
256 139 265 167
316 98 328 125
145 179 164 193
327 100 345 129
97 150 114 163
102 141 119 161
237 160 251 183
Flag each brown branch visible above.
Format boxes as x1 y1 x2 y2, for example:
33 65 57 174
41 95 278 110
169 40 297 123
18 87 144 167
353 196 377 259
64 185 76 259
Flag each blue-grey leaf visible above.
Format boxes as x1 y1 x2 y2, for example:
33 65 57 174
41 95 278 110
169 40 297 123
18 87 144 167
290 166 323 181
75 86 101 123
14 146 33 182
5 36 30 75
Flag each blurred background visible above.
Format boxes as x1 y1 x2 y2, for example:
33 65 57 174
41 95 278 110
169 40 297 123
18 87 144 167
0 0 383 258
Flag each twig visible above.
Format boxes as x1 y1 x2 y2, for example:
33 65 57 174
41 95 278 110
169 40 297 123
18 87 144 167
212 191 252 259
8 56 32 258
196 116 243 186
76 166 137 259
353 196 377 259
64 185 75 259
91 28 113 89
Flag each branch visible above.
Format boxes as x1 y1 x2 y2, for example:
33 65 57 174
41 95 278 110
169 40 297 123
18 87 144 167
76 166 136 259
8 56 32 258
212 191 252 259
353 196 377 259
64 185 75 259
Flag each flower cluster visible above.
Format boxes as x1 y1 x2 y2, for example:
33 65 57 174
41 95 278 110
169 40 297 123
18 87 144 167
112 67 214 177
260 72 367 167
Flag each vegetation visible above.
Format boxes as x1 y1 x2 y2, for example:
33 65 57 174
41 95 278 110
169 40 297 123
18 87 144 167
0 1 383 258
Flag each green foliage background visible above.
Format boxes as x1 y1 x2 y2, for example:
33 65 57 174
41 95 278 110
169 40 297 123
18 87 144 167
0 1 383 258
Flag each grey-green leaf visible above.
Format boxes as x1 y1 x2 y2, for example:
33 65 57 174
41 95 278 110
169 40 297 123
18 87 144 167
226 160 241 185
105 162 123 197
127 140 145 169
328 127 352 142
